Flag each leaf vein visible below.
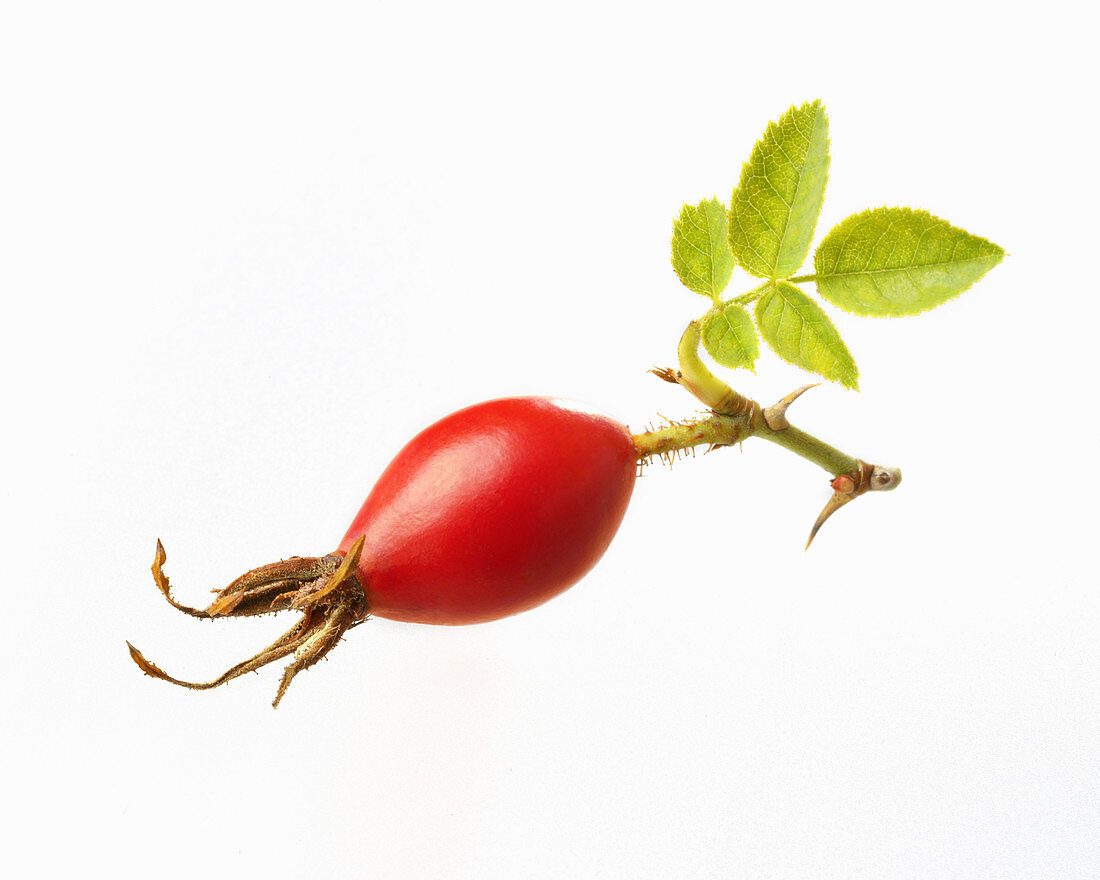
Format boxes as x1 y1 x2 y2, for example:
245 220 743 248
821 253 998 277
732 208 772 271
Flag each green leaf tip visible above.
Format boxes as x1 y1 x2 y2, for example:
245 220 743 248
701 303 759 371
813 207 1004 317
671 197 735 300
728 100 830 280
755 281 858 389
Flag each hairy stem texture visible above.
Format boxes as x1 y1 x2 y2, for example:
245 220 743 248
632 411 857 477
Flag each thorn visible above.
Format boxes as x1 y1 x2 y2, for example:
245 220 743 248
763 384 820 431
805 492 855 550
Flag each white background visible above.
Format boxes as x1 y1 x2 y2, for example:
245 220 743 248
3 2 1097 878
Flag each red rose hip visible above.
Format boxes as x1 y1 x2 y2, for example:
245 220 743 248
128 396 638 705
340 397 637 625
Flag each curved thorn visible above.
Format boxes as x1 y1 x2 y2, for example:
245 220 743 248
805 492 855 550
763 384 820 431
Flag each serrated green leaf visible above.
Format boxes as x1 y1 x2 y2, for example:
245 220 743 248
671 197 735 300
755 281 858 389
813 207 1004 316
728 100 830 280
701 304 759 370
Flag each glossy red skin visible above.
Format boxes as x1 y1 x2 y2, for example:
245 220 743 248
338 397 637 625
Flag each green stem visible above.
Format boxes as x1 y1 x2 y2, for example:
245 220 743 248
633 412 857 477
635 319 865 478
752 424 859 476
674 322 754 416
729 280 773 306
632 413 747 459
721 276 816 312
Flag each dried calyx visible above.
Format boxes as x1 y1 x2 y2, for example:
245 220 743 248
127 536 367 707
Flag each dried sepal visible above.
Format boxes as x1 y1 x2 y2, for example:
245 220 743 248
128 539 368 707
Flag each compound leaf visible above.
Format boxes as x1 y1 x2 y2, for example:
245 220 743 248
671 197 735 300
755 281 858 389
701 303 759 370
813 207 1004 316
728 100 830 279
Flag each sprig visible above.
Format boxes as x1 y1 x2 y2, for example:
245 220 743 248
668 101 1004 386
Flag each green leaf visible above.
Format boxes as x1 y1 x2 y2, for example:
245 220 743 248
728 100 830 280
701 304 759 370
813 207 1004 316
755 281 858 389
671 197 735 300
